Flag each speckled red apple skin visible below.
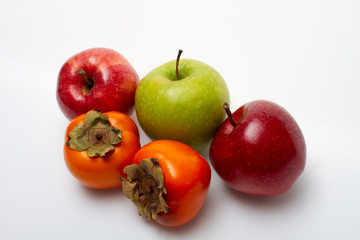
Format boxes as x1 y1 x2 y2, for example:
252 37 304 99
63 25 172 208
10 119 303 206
57 48 139 120
210 100 306 196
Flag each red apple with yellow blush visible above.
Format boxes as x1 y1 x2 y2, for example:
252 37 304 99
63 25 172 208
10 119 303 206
56 48 139 120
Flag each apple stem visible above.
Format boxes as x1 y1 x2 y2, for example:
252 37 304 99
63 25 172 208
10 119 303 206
176 49 183 80
77 69 94 88
223 103 237 127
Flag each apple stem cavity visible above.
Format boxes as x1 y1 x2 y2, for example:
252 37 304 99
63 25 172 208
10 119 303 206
223 103 237 127
78 69 94 94
176 49 183 80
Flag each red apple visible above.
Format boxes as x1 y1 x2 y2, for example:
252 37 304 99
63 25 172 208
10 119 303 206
56 48 139 120
209 100 306 196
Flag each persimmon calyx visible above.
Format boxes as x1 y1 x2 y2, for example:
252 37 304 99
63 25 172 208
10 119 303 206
67 110 122 157
120 158 170 220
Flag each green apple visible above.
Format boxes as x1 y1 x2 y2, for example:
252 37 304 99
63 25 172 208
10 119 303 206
135 50 230 152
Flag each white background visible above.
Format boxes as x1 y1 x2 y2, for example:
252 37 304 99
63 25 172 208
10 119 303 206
1 0 359 239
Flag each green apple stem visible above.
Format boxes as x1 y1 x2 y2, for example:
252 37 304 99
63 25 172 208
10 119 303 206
223 103 237 127
176 49 183 80
78 69 94 92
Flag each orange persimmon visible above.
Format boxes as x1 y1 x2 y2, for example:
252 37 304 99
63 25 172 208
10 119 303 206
121 140 211 227
64 110 140 189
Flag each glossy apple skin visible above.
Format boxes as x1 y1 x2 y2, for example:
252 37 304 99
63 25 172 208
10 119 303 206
57 48 139 120
210 100 306 196
135 59 230 152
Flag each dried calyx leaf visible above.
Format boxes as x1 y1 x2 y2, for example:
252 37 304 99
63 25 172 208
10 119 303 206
120 158 169 220
67 110 122 157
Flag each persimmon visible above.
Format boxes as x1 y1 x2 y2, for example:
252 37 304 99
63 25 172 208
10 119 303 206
120 140 211 227
64 110 140 189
